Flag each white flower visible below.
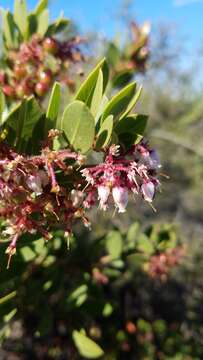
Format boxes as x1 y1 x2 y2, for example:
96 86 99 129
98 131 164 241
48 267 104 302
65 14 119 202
70 190 84 207
141 182 155 202
38 170 49 187
149 150 161 169
112 186 128 213
26 175 42 195
98 185 110 211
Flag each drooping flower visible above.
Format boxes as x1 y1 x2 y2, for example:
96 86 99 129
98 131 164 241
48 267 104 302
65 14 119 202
98 185 110 211
112 186 128 213
141 181 155 202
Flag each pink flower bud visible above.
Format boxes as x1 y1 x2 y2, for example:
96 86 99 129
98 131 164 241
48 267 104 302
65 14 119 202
112 186 128 213
141 181 155 202
98 185 110 211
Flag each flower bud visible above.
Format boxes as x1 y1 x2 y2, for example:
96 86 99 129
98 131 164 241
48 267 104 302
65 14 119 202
70 189 84 207
141 181 155 202
112 186 128 213
98 185 110 211
149 150 161 169
26 175 42 195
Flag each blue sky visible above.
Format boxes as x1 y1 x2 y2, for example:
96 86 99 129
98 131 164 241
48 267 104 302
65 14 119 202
1 0 203 51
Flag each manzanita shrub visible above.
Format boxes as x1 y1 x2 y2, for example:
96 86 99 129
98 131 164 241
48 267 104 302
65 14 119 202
0 58 161 268
0 0 84 103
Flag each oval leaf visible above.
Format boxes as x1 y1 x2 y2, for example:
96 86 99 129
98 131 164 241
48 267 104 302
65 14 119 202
101 82 137 122
90 69 103 118
46 82 61 133
37 9 49 37
14 0 29 40
115 114 148 136
75 58 109 106
61 100 95 153
73 330 104 359
106 230 123 260
95 115 113 150
35 0 48 15
120 85 143 120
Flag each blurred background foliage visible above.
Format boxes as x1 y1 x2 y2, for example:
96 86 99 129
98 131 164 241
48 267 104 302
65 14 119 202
0 0 203 359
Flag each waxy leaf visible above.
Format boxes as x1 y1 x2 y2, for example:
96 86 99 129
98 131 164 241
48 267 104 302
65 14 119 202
37 9 49 37
115 114 148 136
1 9 17 49
73 330 104 359
5 96 43 145
101 82 137 122
46 82 61 132
75 58 109 106
14 0 29 40
106 231 123 260
90 69 103 118
35 0 48 15
61 100 95 153
95 115 113 150
47 17 70 36
120 85 143 120
0 89 5 124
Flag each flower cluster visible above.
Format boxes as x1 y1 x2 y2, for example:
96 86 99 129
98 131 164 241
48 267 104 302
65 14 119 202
81 141 161 213
0 132 88 267
147 247 185 281
0 135 161 267
0 35 84 100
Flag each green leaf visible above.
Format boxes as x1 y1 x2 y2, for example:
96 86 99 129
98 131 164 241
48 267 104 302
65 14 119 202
20 246 36 262
37 9 49 37
95 115 113 150
14 0 29 40
120 86 143 120
5 96 43 145
0 89 5 124
115 114 148 136
46 82 61 133
106 42 120 67
75 58 109 106
61 100 95 153
0 291 16 305
102 303 113 317
35 0 48 15
46 17 70 36
1 9 16 49
95 95 109 124
28 13 38 36
106 230 123 260
73 330 104 359
3 309 17 323
90 69 103 118
112 70 134 88
101 82 137 122
136 234 154 255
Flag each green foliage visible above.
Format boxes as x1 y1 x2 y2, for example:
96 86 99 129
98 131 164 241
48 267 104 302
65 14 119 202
0 59 147 155
95 114 113 150
75 58 109 105
73 330 104 359
0 0 70 50
45 82 61 133
61 100 95 153
14 0 29 40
